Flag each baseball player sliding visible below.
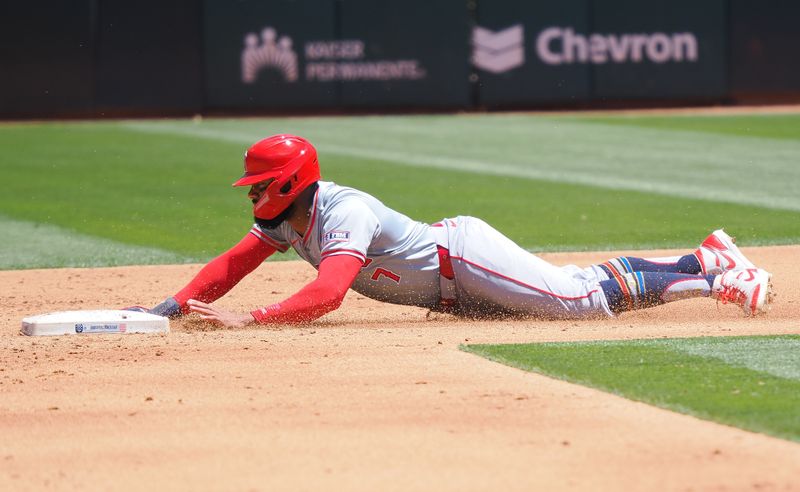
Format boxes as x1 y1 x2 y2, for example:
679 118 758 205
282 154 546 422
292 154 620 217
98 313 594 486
132 134 774 326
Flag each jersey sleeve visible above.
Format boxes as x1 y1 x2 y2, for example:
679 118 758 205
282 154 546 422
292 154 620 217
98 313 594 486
318 197 380 265
173 232 276 310
250 254 363 324
249 224 290 253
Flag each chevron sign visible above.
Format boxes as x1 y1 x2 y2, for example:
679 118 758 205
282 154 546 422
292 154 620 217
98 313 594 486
471 24 525 74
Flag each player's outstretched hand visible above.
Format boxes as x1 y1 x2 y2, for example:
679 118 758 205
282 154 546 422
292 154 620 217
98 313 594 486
186 299 255 328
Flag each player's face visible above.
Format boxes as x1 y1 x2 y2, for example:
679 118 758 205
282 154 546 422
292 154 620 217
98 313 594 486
248 179 274 205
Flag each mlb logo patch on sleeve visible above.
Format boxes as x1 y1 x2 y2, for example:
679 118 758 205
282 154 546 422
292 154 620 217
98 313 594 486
324 230 350 243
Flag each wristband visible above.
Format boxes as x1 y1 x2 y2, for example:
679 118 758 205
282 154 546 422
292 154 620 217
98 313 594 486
251 303 281 324
151 297 183 318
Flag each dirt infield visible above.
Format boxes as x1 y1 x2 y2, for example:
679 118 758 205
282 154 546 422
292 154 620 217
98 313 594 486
2 245 799 491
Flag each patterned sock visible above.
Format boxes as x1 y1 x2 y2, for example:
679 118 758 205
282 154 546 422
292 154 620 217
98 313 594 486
599 254 702 277
601 272 716 313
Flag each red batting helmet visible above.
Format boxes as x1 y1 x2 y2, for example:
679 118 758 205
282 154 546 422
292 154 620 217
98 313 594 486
233 134 320 219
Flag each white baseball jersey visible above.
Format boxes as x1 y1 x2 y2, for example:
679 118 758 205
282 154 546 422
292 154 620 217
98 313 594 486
250 181 442 307
249 181 612 319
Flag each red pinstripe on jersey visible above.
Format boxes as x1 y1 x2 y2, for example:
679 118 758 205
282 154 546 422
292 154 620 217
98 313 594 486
431 220 457 228
302 188 320 246
321 248 367 264
249 226 288 252
452 255 599 301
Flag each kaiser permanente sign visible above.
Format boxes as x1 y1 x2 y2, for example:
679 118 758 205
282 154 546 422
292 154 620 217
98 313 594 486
536 27 698 65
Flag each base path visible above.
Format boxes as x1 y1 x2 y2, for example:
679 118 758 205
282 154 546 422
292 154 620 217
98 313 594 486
1 246 798 491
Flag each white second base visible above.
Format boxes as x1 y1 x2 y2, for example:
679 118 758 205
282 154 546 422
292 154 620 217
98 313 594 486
21 310 169 336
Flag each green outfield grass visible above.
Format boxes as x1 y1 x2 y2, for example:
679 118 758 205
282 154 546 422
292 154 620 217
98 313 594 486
581 113 800 140
462 335 800 442
1 111 799 269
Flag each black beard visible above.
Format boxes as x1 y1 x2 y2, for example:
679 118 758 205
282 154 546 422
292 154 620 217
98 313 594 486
254 203 294 229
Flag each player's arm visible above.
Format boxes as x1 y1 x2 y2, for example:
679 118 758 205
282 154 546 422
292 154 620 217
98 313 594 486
145 233 276 317
187 254 363 326
189 197 377 327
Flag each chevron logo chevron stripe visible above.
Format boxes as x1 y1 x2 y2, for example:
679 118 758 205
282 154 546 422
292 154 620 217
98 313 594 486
471 24 525 74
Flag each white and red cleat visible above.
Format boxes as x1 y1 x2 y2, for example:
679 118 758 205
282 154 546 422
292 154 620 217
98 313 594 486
712 268 774 316
694 229 756 275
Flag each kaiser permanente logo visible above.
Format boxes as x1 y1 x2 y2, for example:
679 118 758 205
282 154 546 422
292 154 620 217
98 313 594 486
472 24 699 73
242 26 426 84
242 27 299 83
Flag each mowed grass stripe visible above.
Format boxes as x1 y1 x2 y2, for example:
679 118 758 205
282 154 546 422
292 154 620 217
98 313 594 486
463 335 800 443
123 113 800 211
0 125 254 259
580 113 800 141
0 214 190 269
325 151 800 251
664 336 800 380
2 120 800 269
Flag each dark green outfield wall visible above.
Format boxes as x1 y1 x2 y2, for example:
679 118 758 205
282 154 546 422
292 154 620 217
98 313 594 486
1 0 799 117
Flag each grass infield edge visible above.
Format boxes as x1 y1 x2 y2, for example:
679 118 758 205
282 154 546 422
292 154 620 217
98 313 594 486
460 335 800 443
